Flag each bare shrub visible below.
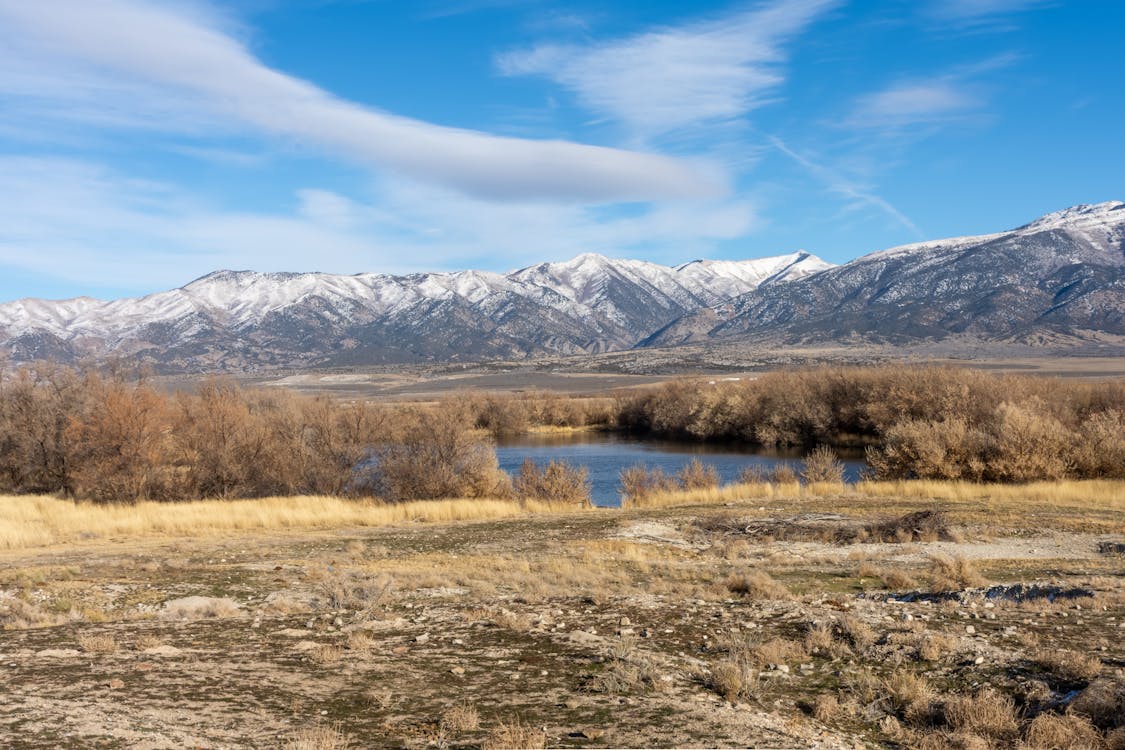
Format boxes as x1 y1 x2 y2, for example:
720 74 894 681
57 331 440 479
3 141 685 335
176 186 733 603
801 446 844 484
677 458 719 490
481 717 546 750
513 458 591 505
1073 409 1125 479
618 464 677 504
738 465 768 485
867 418 990 481
726 571 789 600
769 463 799 485
928 555 986 591
369 406 509 502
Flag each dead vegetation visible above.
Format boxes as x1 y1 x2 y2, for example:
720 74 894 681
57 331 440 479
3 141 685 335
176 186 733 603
616 365 1125 481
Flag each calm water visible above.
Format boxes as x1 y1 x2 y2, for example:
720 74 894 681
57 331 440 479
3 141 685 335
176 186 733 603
495 432 867 507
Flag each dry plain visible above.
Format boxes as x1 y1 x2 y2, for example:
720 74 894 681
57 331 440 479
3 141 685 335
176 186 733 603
1 481 1122 749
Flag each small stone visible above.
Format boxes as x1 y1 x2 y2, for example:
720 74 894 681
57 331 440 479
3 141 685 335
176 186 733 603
450 666 465 676
974 656 985 665
578 729 605 740
619 617 631 626
452 638 464 646
333 617 344 627
618 628 634 636
107 678 125 689
414 633 430 644
965 625 976 635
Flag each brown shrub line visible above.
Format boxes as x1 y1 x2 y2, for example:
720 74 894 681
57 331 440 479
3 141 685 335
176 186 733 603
614 365 1125 482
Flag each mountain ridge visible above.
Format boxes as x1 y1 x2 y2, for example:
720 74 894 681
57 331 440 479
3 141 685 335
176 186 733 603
2 201 1122 372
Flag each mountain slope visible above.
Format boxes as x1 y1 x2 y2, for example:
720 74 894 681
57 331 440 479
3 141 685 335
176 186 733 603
0 252 830 371
643 202 1125 348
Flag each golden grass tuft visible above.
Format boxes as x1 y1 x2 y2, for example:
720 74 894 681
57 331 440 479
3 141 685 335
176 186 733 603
481 717 546 750
1022 713 1105 749
726 571 790 600
929 555 986 591
284 722 350 750
623 481 774 509
441 702 481 733
77 632 118 654
0 494 572 550
942 689 1019 739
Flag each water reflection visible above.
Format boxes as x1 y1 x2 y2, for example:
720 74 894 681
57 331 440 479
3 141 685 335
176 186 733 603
495 432 867 508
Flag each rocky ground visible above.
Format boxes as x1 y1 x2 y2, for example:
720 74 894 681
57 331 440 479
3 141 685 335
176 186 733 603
0 496 1122 749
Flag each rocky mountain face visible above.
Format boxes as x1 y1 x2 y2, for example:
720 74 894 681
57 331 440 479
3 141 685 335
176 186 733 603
642 202 1125 349
0 252 830 372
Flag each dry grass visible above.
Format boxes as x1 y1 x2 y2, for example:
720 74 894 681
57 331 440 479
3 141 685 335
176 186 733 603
1031 649 1104 683
0 494 572 550
441 702 481 733
943 689 1019 740
812 693 841 723
623 480 774 509
1069 677 1125 731
284 722 350 750
703 657 758 702
133 634 165 651
726 571 790 600
308 644 343 665
882 671 936 726
856 479 1125 508
838 615 876 651
481 717 546 750
928 555 986 591
1022 713 1106 749
76 633 118 654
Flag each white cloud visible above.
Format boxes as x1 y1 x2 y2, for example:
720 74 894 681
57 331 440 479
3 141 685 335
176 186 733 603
0 0 720 202
847 80 980 130
497 0 838 138
0 157 758 297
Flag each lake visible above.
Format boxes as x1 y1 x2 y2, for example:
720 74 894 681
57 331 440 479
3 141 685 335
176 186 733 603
495 432 868 507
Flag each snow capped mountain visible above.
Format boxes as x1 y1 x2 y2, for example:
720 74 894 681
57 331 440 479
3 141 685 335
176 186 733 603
643 201 1125 349
3 201 1121 371
0 251 832 371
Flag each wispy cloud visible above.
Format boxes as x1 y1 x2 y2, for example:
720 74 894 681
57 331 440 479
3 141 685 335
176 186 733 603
497 0 839 138
0 0 719 202
846 79 981 130
928 0 1051 25
768 136 923 236
0 157 757 297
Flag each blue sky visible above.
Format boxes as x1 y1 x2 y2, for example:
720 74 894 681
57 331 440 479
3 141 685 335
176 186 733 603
0 0 1121 301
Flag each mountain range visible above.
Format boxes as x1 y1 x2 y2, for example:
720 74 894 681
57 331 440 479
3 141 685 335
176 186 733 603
1 201 1122 372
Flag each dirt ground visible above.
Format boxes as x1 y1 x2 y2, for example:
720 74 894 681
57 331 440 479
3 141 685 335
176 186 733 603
1 496 1122 749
